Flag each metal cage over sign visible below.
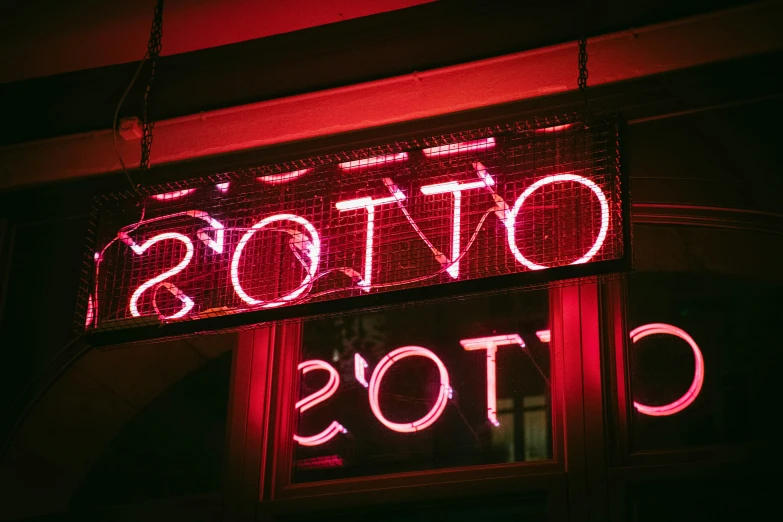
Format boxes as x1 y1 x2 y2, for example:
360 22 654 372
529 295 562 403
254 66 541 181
78 113 630 344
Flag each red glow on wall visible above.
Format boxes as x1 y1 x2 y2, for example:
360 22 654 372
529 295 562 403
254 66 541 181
630 323 705 417
84 294 95 328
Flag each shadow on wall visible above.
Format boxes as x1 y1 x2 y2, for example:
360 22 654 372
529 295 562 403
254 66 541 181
0 334 235 520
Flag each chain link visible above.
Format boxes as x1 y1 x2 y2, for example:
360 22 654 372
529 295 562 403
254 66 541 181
578 37 588 95
140 0 164 184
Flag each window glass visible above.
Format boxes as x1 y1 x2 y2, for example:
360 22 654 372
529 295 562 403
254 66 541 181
292 290 551 483
626 272 780 450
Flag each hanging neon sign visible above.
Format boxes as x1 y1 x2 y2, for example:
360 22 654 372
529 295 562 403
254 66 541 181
81 115 627 340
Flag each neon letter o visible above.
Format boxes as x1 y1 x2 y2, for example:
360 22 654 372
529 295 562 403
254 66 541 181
368 346 450 433
506 173 610 270
630 323 705 416
231 214 320 307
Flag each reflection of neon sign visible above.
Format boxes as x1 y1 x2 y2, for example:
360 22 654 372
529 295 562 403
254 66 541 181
368 346 451 433
630 323 705 417
294 360 347 446
86 127 625 333
460 334 525 426
296 332 544 445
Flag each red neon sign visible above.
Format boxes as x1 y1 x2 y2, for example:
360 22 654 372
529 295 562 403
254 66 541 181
83 116 626 335
294 323 703 449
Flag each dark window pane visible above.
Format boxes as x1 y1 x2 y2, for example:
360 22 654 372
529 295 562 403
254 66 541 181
292 290 551 483
626 273 780 451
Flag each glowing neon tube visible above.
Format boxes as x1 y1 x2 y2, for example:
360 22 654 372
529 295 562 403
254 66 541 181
339 153 407 171
630 323 705 417
420 171 496 278
335 192 405 290
422 137 496 157
460 334 525 426
368 346 450 433
185 210 225 253
151 188 197 201
85 294 95 328
534 123 573 133
126 232 195 319
536 330 551 343
257 168 312 184
505 173 609 270
230 214 320 307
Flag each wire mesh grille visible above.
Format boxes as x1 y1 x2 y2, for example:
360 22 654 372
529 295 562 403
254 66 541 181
77 113 627 335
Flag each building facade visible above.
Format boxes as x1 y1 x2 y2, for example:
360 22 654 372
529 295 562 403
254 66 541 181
1 1 781 521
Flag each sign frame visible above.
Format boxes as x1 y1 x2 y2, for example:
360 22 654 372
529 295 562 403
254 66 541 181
77 112 631 346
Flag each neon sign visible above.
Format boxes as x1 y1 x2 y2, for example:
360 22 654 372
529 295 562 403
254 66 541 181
81 115 627 340
295 322 702 450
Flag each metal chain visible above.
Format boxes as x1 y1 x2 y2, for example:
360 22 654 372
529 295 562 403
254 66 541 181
578 37 588 104
139 0 164 185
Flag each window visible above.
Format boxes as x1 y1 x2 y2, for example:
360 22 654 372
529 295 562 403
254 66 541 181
291 289 552 483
